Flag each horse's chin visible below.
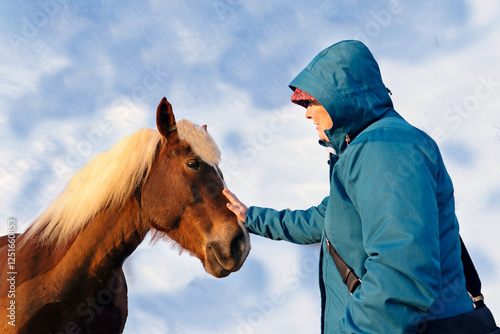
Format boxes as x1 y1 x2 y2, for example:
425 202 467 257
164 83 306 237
205 263 232 278
204 250 233 278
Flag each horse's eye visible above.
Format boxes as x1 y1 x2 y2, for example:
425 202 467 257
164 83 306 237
187 160 201 170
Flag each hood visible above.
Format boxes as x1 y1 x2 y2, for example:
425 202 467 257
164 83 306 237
289 40 393 153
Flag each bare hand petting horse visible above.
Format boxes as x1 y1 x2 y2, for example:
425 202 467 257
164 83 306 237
223 188 248 223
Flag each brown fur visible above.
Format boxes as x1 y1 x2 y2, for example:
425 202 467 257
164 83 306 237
0 98 250 333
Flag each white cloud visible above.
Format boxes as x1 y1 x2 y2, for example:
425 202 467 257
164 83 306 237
466 0 500 27
2 1 499 332
125 241 207 294
0 40 70 99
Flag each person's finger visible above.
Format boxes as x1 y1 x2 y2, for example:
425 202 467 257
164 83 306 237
226 203 244 221
226 202 237 212
223 188 240 205
223 187 234 198
227 202 242 214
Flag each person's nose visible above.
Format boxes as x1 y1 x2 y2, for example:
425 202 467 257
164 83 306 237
305 107 312 119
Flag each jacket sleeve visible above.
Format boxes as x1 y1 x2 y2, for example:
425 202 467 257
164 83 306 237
334 130 442 333
245 197 328 244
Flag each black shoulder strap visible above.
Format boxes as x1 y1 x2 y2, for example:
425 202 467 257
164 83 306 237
325 232 484 307
460 236 484 308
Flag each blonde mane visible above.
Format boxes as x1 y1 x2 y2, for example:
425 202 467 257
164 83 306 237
24 120 221 246
25 128 162 245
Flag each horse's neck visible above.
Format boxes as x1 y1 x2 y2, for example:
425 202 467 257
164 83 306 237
7 196 147 331
5 197 148 331
70 195 149 281
17 195 149 290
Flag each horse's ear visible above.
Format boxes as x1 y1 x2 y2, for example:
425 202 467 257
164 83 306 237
157 97 178 140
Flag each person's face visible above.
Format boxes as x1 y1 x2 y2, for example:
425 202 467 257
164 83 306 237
305 101 333 142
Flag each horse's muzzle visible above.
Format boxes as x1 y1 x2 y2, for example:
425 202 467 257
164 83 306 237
205 220 250 278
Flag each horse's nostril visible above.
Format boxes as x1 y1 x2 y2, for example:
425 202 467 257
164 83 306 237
238 240 245 252
230 230 247 258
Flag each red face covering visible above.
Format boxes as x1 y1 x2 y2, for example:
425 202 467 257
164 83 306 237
291 88 318 108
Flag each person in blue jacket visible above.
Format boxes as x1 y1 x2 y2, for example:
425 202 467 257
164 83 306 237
224 40 497 333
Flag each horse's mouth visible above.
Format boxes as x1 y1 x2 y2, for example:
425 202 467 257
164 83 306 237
205 247 233 278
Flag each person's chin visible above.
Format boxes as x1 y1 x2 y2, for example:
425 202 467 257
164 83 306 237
319 132 329 142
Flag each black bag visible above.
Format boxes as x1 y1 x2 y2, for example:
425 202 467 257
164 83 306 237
417 305 500 334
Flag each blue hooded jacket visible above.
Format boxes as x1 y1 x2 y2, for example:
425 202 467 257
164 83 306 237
245 40 474 333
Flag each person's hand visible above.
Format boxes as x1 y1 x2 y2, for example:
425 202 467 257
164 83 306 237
223 188 248 222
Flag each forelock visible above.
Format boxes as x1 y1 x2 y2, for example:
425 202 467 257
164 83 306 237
176 120 221 166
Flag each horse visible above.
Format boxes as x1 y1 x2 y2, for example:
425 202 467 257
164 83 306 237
0 97 250 334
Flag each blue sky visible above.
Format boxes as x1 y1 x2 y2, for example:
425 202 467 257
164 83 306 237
1 1 499 333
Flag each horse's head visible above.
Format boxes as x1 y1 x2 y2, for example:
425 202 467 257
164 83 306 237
141 98 250 278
